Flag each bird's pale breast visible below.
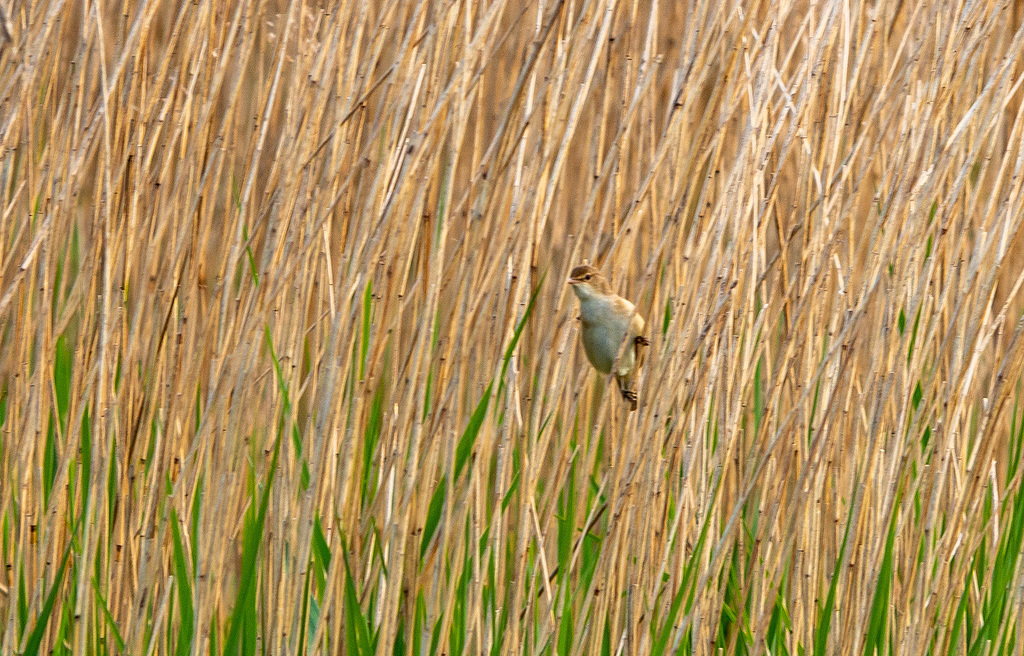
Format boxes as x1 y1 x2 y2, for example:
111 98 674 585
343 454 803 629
579 295 634 374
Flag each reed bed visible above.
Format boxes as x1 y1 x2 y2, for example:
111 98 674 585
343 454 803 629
2 0 1024 654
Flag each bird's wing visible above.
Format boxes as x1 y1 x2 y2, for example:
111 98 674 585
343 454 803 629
629 311 645 339
609 298 637 357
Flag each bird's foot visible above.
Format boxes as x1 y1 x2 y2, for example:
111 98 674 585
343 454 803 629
635 335 650 346
620 387 638 411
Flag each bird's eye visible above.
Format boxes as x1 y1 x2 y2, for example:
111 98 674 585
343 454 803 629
584 274 591 280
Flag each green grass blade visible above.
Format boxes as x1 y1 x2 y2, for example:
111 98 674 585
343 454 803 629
967 483 1024 656
43 413 58 507
22 513 82 656
342 548 373 656
556 591 573 656
312 514 332 599
190 475 203 580
864 488 899 656
361 381 385 505
170 507 195 656
498 273 545 394
222 431 281 656
814 481 857 656
651 569 688 656
360 279 372 379
17 563 28 639
413 592 426 656
297 565 312 656
453 384 493 483
79 405 91 524
420 476 448 560
91 577 126 652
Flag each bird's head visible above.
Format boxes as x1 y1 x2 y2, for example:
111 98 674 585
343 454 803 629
568 265 613 300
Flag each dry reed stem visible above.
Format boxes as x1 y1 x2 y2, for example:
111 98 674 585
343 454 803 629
1 0 1024 655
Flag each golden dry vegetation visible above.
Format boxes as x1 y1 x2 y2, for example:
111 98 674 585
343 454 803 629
2 0 1024 654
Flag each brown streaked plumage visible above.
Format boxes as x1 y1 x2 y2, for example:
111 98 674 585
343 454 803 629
568 265 648 410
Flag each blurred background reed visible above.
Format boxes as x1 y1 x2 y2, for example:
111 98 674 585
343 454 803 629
2 0 1024 653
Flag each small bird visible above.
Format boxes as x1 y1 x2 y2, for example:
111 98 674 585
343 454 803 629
568 265 649 410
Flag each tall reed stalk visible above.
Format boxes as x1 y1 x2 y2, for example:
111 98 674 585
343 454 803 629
1 0 1024 654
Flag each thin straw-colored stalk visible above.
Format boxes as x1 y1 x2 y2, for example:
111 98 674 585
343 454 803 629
2 1 1024 655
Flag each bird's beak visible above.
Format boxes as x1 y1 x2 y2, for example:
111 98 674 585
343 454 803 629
567 277 579 285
